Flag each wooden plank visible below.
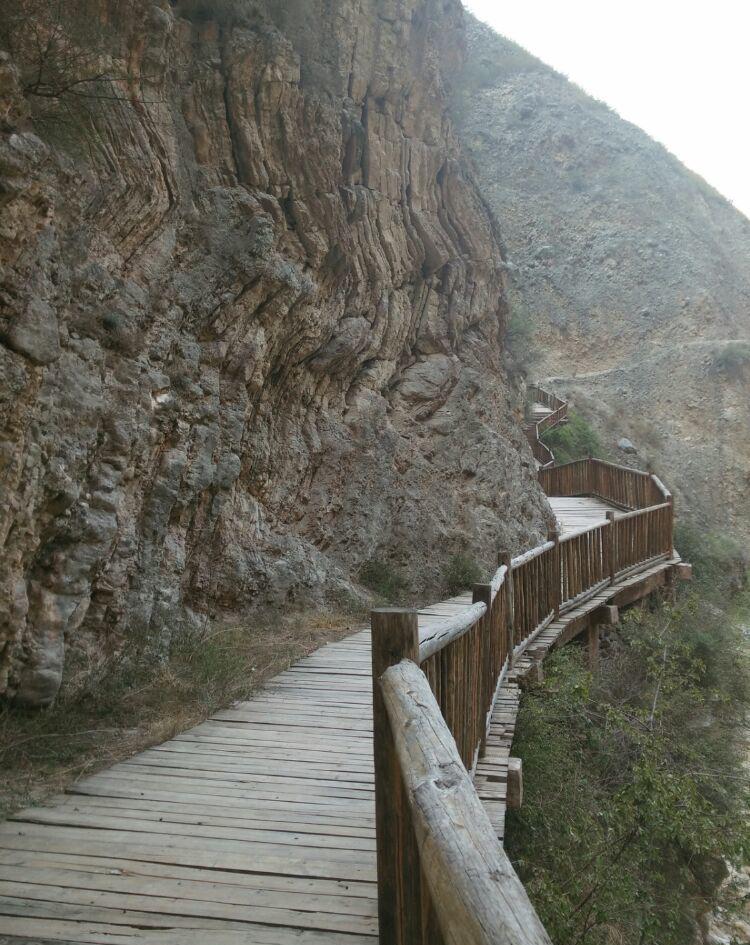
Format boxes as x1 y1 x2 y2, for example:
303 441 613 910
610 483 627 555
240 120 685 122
24 795 375 836
0 908 372 944
68 781 376 820
11 809 377 852
0 849 377 900
0 824 377 882
0 879 378 936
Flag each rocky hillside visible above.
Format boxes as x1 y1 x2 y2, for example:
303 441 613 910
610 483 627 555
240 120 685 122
455 16 750 544
0 0 551 705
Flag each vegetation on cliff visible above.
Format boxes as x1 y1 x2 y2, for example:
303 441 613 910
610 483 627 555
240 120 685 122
540 411 608 465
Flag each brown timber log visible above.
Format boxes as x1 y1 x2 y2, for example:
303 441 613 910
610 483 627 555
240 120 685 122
381 659 552 945
371 609 422 945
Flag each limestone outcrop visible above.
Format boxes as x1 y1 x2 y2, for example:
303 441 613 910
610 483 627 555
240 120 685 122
0 1 550 704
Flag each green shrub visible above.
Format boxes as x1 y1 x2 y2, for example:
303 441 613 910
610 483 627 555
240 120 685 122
541 411 607 465
711 341 750 377
358 559 407 603
506 596 750 945
505 304 540 376
674 523 748 598
443 553 483 596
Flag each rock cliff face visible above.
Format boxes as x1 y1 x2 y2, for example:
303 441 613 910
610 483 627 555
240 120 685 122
0 0 550 705
455 17 750 544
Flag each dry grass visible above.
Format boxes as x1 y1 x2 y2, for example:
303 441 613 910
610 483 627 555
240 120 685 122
0 607 363 820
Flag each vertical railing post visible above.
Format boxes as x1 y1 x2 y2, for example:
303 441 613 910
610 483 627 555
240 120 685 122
548 528 560 617
499 551 515 668
371 609 421 945
606 511 617 582
472 582 493 759
668 494 675 557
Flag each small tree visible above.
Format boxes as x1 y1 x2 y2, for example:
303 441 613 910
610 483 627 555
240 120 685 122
0 0 157 140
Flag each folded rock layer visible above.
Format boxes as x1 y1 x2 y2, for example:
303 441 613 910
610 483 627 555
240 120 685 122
0 0 550 704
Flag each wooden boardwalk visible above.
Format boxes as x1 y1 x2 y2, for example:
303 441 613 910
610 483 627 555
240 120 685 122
472 495 680 845
0 496 679 944
0 634 379 944
529 402 553 423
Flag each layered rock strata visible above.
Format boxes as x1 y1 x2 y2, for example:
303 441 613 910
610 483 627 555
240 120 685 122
0 1 550 704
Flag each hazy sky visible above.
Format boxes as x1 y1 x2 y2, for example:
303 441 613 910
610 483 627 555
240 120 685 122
463 1 750 219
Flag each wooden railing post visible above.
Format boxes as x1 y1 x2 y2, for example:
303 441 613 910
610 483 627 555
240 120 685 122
472 582 493 762
606 511 617 582
371 609 421 945
668 494 675 557
499 551 515 667
548 528 560 617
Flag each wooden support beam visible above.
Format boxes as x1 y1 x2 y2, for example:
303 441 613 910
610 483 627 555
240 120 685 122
499 550 515 669
675 562 693 581
606 511 617 582
595 604 619 625
587 622 599 670
520 661 544 688
507 757 523 810
612 568 667 608
548 528 561 617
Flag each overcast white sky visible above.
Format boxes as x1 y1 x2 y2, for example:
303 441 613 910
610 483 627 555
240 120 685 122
463 1 750 219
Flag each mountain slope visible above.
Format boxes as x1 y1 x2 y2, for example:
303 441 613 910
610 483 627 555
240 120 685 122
455 16 750 542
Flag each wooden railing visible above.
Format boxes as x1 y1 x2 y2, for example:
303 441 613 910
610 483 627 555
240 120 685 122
373 650 553 945
527 384 568 435
525 384 568 467
371 455 677 944
539 457 672 511
527 432 555 468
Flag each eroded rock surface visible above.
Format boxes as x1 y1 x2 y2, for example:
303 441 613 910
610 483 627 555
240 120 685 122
0 2 550 704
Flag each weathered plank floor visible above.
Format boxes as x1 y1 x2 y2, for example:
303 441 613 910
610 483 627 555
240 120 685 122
529 402 553 422
0 600 501 944
0 497 676 943
547 495 622 535
0 634 379 944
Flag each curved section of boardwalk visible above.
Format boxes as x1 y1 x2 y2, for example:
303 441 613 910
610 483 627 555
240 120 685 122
0 500 683 943
0 388 689 943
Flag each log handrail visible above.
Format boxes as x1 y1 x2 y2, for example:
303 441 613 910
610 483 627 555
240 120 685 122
377 658 553 945
371 454 678 944
418 601 488 662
